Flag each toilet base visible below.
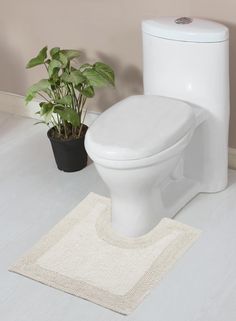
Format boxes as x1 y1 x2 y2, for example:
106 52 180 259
111 176 202 237
160 176 202 219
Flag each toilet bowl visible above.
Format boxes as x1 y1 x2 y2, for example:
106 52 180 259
85 95 198 236
85 17 229 237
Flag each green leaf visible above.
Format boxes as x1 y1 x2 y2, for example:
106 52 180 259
40 102 54 124
81 85 94 98
53 52 68 68
48 59 61 77
60 49 81 60
79 63 92 72
50 73 60 85
28 79 50 93
55 95 73 105
58 108 80 127
26 46 47 68
25 79 51 105
40 102 53 115
50 47 60 57
83 68 111 88
59 52 68 68
25 92 36 104
61 70 85 85
94 62 115 86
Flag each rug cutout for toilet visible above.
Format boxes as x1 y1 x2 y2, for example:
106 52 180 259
9 192 201 315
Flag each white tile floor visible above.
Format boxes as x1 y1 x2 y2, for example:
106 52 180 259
1 111 236 321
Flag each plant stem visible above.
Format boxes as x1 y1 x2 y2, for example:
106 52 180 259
80 96 87 115
78 93 82 113
56 113 61 136
66 84 75 110
51 114 60 133
78 107 88 138
63 120 68 139
37 92 50 102
44 63 49 72
49 88 57 101
71 84 78 109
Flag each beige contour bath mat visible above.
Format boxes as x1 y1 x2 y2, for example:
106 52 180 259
9 192 201 315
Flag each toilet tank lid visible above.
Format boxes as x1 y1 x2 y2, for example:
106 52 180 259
85 95 195 161
142 17 229 43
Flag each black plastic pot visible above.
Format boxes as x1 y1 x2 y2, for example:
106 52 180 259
47 125 88 172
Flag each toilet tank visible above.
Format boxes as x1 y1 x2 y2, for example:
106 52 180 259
142 17 230 192
142 17 229 108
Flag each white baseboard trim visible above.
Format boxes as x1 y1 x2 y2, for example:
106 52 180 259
0 91 100 126
229 148 236 170
0 90 236 169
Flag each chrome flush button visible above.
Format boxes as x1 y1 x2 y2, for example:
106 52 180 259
175 17 193 24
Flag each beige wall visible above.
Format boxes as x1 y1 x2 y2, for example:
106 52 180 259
0 0 236 147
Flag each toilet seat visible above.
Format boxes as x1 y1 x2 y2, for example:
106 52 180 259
85 95 196 163
86 128 194 169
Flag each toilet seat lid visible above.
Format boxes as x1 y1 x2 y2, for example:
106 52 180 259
85 95 195 161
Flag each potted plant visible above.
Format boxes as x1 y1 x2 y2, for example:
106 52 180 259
25 46 115 172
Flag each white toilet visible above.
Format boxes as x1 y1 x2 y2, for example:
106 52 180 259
85 17 230 237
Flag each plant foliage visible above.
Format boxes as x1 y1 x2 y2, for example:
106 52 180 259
25 46 115 140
